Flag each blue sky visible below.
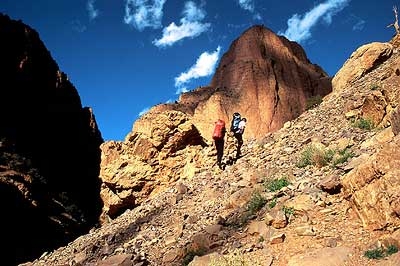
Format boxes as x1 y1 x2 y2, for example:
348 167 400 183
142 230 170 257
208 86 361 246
1 0 398 141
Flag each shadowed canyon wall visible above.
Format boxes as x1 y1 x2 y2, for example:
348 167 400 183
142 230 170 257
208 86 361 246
0 14 104 265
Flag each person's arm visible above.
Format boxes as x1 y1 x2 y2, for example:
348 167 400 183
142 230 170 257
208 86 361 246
239 121 245 133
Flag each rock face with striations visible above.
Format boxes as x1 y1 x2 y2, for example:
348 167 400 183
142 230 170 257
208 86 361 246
145 25 332 140
336 35 400 231
99 110 208 221
0 14 104 265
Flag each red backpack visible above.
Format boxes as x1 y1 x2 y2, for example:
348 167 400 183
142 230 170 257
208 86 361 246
213 119 226 140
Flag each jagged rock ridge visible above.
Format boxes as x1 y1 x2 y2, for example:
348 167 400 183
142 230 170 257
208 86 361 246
0 14 104 265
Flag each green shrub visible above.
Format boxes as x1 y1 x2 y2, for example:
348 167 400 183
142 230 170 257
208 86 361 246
386 245 399 256
296 145 316 168
321 149 335 165
352 117 375 130
332 148 354 167
364 245 399 260
296 145 334 168
268 198 277 209
282 206 295 217
247 191 266 215
265 177 290 192
364 248 385 259
370 84 380 90
306 95 323 110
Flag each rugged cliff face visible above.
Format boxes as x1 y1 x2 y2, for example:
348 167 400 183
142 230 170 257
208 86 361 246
30 34 400 266
0 14 104 265
205 25 332 138
143 25 332 141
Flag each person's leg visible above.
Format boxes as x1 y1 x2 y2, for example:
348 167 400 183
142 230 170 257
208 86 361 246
215 139 224 167
235 134 243 158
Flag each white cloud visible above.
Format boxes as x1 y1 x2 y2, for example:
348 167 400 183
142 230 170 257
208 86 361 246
352 19 365 31
87 0 99 21
238 0 255 12
278 0 350 43
153 21 211 47
182 1 206 21
237 0 262 20
253 13 262 21
175 46 221 94
124 0 166 31
153 1 211 47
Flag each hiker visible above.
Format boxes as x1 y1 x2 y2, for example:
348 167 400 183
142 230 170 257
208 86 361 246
212 119 226 169
233 117 246 158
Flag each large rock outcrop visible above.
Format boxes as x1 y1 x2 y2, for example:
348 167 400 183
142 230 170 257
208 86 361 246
337 34 400 231
143 25 332 141
332 42 393 92
99 110 208 220
0 14 103 265
342 134 400 230
334 37 400 129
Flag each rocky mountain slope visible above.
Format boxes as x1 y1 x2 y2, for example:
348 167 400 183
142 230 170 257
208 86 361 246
98 25 333 222
25 33 400 266
0 14 104 266
137 25 331 142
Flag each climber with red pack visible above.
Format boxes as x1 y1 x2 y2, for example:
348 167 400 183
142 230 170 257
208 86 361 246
212 119 226 169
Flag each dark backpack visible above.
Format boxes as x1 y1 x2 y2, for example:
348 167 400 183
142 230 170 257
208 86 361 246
230 112 241 132
213 119 226 140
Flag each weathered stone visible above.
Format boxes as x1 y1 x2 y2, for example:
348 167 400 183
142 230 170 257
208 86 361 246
247 221 270 239
342 136 400 230
162 250 180 263
270 233 285 244
333 42 393 91
97 254 133 266
391 106 400 135
285 194 315 212
228 188 254 209
318 175 342 194
287 246 353 266
188 252 220 266
295 225 316 236
271 210 288 229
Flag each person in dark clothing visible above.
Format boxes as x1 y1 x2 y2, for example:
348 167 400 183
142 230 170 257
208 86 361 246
215 137 224 169
212 119 226 169
233 117 246 158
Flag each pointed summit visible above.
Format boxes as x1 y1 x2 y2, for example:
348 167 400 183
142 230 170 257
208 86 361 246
135 25 332 141
180 24 332 139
